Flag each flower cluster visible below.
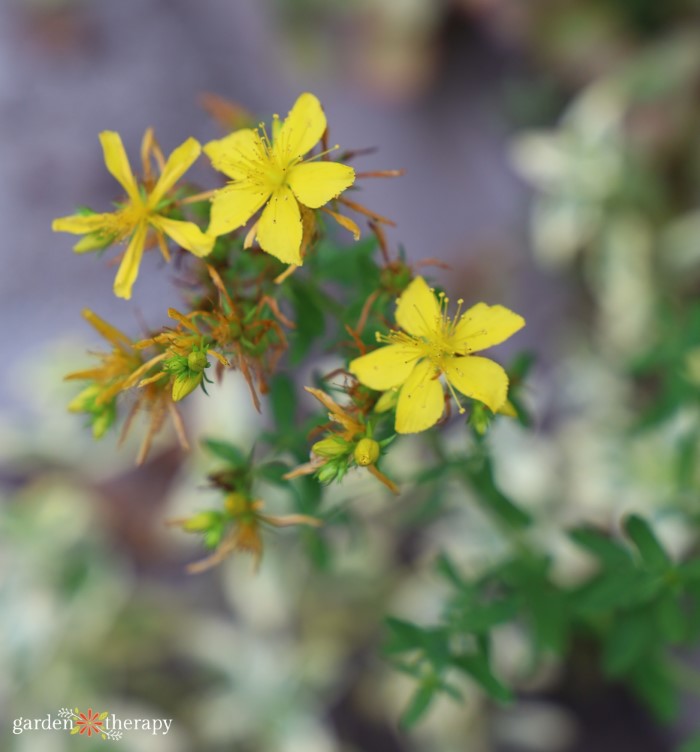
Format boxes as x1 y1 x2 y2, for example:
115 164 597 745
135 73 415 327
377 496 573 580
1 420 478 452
55 91 526 570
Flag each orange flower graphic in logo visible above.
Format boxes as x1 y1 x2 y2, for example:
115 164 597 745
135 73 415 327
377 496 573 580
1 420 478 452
70 707 108 738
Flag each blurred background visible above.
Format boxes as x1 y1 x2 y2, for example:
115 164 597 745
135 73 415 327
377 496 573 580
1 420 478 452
3 0 700 749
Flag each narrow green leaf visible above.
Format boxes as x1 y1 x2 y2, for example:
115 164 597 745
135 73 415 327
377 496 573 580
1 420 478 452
385 617 427 654
269 373 297 433
465 458 531 530
656 593 686 643
435 554 467 589
629 659 678 722
452 652 513 703
448 597 519 634
678 558 700 581
202 438 247 468
573 569 660 614
399 682 437 729
255 461 291 486
528 586 569 655
569 526 633 567
624 515 671 572
602 612 655 677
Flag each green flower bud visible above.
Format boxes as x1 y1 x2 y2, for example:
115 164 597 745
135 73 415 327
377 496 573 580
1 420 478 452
354 438 380 466
469 402 491 436
224 492 249 517
91 403 116 439
68 384 101 413
182 511 221 533
163 355 189 375
317 460 341 485
172 371 203 401
187 350 209 372
312 436 348 458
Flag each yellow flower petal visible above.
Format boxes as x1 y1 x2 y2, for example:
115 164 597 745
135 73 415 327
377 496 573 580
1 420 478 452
150 215 214 257
99 131 140 204
208 182 270 236
113 222 148 300
287 161 355 209
395 276 440 338
204 129 266 181
395 359 444 434
453 303 525 354
256 185 303 265
149 137 201 206
52 213 115 235
443 355 508 413
349 344 420 390
274 92 326 162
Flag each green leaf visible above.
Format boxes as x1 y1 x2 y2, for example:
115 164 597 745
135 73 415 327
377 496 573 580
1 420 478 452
287 278 328 364
255 461 290 486
624 515 671 572
399 681 437 729
678 558 700 581
569 526 633 567
528 586 569 655
573 569 660 614
385 618 450 670
435 554 467 589
202 438 247 468
629 659 678 722
452 652 513 703
447 596 519 634
602 611 655 677
656 593 686 643
385 617 427 654
464 457 531 530
269 373 297 433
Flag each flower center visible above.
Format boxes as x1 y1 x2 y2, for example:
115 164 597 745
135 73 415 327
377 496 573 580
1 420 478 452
381 298 466 372
263 161 288 190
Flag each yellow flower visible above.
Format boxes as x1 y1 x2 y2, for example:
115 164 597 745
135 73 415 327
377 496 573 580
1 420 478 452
349 276 525 434
204 92 356 265
53 129 214 300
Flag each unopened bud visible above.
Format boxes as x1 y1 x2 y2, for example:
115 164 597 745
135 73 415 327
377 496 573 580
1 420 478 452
224 492 249 517
187 351 209 372
182 511 221 533
354 438 380 466
317 461 341 485
172 371 203 401
312 436 348 458
91 404 116 439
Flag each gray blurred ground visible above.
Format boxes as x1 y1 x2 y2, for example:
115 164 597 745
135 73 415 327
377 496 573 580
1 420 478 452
0 0 555 411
